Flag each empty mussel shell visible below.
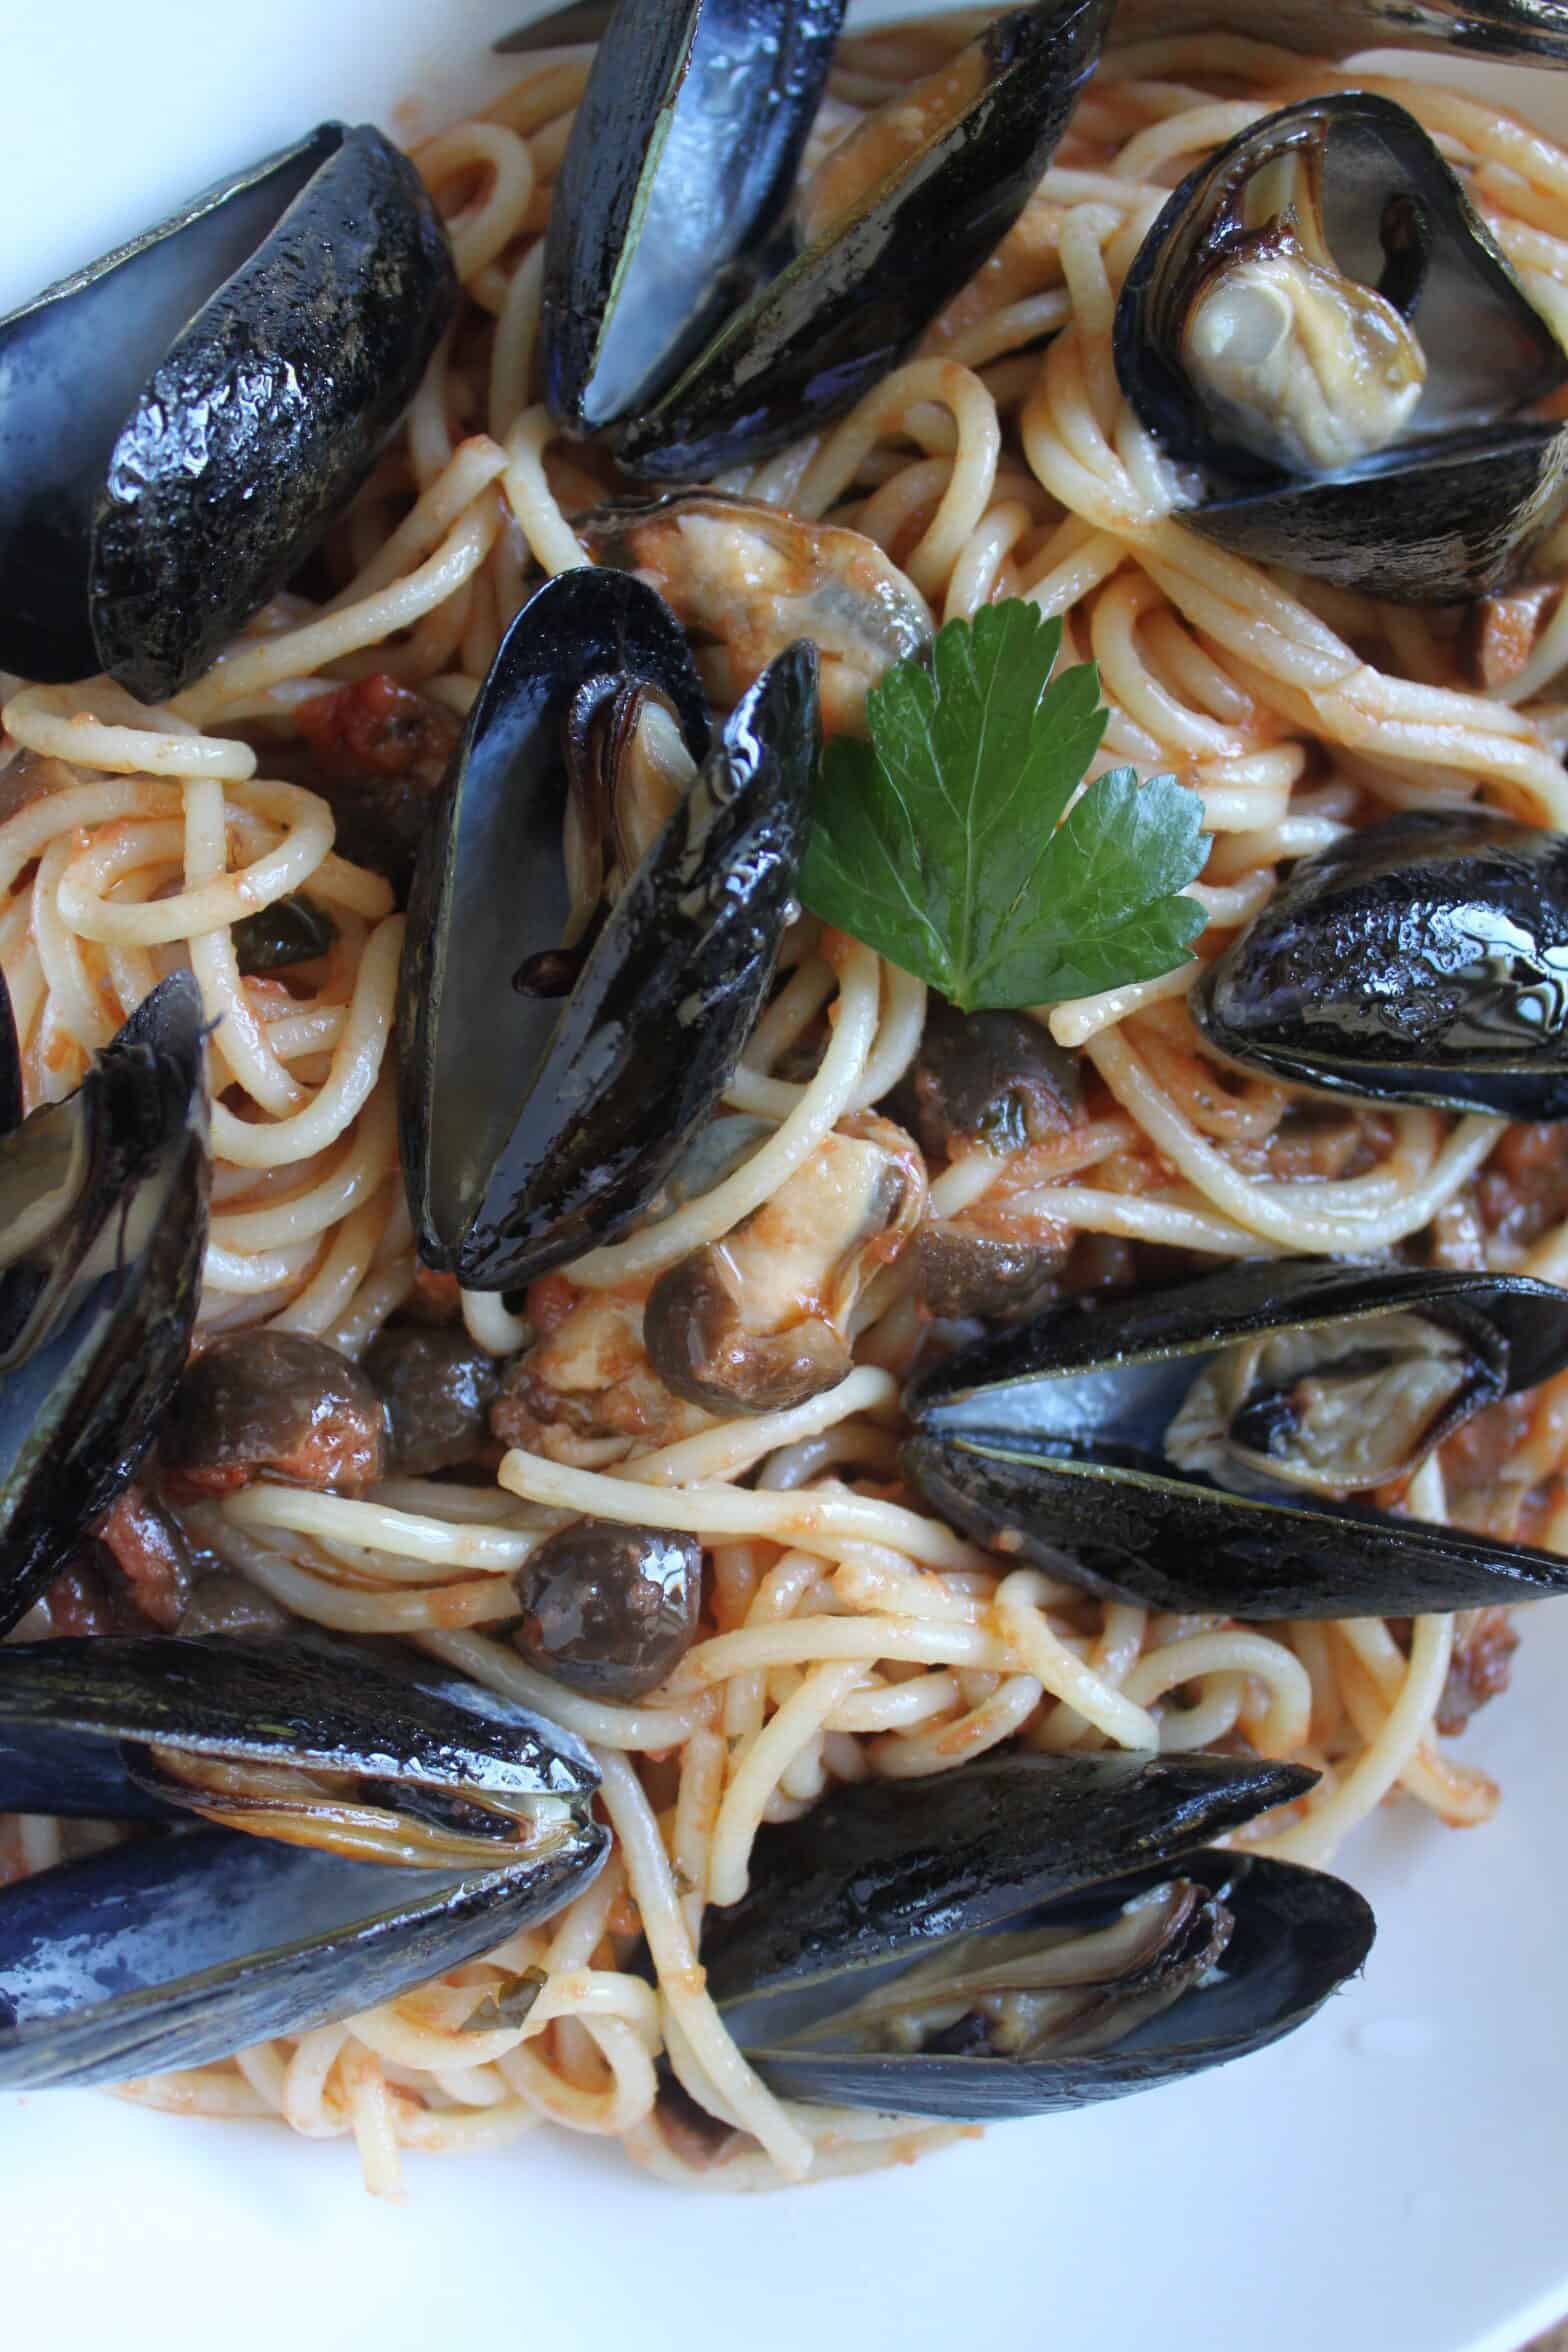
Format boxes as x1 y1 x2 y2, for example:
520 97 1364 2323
0 123 456 701
0 973 209 1637
0 1820 607 2090
399 568 818 1290
692 1751 1371 2120
904 1258 1568 1618
542 0 847 436
1191 809 1568 1116
1115 94 1568 600
0 1634 599 1868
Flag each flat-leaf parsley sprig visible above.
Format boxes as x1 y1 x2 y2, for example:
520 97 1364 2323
800 599 1207 1012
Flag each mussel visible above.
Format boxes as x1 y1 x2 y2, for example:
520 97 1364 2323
1115 95 1568 601
544 0 1110 478
398 568 819 1290
1191 809 1568 1117
0 1636 607 2088
0 972 209 1637
904 1258 1568 1618
688 1751 1372 2121
578 492 931 732
0 124 456 700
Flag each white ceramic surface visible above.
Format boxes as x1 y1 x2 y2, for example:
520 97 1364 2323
2 7 1567 2348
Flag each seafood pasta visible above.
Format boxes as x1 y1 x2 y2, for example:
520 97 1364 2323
3 0 1568 2197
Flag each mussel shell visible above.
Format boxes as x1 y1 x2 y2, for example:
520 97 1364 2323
455 642 817 1285
905 1258 1568 1619
398 568 709 1281
1109 0 1568 62
400 569 819 1290
1114 95 1568 601
0 1634 599 1807
0 969 21 1141
616 0 1111 480
0 1818 608 2089
0 123 456 701
0 974 209 1637
1191 809 1568 1115
542 0 847 435
720 1850 1373 2121
1182 424 1568 603
699 1748 1314 1996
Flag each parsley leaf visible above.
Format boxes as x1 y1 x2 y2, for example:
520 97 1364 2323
799 599 1207 1012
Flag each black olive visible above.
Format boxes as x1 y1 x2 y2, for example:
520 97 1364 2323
362 1325 502 1475
901 1000 1079 1162
230 894 338 975
912 1226 1070 1322
160 1332 387 1495
511 1519 702 1699
643 1245 851 1416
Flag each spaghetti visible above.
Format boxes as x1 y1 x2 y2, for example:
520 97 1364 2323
3 15 1567 2194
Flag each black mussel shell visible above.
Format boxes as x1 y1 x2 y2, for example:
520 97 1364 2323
721 1851 1372 2121
0 1818 607 2089
692 1752 1370 2120
702 1749 1314 1991
0 123 456 701
0 970 20 1141
1109 0 1568 62
542 0 847 436
1192 809 1568 1116
905 1257 1568 1619
0 975 209 1637
611 0 1111 478
0 1634 599 1814
399 567 709 1284
1115 94 1568 600
399 569 819 1290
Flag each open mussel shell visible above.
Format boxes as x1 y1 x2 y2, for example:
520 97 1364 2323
609 0 1111 479
1191 809 1568 1116
399 568 819 1290
0 123 456 701
0 1635 599 1866
692 1753 1370 2121
0 1820 607 2091
399 567 708 1284
1115 94 1568 600
542 0 847 436
0 974 209 1637
905 1258 1568 1619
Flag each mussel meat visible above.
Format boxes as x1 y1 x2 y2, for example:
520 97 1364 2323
904 1258 1568 1618
0 1633 608 2088
398 567 818 1290
689 1751 1372 2121
1115 94 1568 600
545 0 1110 478
0 124 456 700
1191 808 1568 1116
578 493 931 733
0 973 209 1637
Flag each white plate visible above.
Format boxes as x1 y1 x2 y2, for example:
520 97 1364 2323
3 8 1567 2349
